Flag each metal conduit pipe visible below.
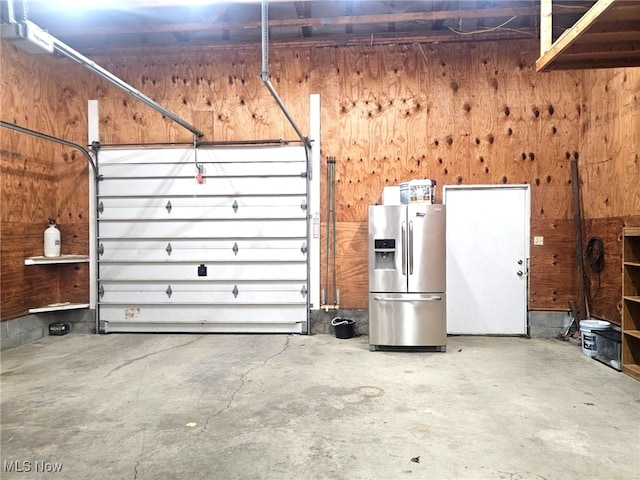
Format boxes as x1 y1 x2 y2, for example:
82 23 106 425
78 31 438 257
0 120 97 175
5 0 17 23
198 139 302 147
261 0 313 333
260 0 310 150
97 139 303 149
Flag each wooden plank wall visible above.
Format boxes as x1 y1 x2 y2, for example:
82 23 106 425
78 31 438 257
323 40 583 310
580 67 640 324
2 37 638 323
91 39 584 312
1 41 90 321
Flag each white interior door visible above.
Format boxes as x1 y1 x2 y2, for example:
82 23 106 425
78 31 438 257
444 185 529 335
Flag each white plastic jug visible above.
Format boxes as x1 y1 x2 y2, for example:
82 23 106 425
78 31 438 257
44 219 60 257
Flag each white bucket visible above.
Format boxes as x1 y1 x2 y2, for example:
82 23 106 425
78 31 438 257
579 320 611 357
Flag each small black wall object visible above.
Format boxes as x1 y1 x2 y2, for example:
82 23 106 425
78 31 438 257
198 264 207 276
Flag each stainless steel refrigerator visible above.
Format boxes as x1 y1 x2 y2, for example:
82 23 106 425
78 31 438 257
368 204 446 351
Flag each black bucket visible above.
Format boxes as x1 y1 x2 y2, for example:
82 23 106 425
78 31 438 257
331 317 355 339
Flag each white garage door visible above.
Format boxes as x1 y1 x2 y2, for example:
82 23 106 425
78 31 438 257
96 146 308 333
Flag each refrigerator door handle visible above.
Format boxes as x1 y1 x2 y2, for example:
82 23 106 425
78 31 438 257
409 220 414 275
373 296 442 302
401 221 407 275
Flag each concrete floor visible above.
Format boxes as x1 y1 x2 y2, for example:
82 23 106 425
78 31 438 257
1 333 638 480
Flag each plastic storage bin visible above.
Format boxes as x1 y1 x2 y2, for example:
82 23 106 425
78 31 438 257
593 329 622 371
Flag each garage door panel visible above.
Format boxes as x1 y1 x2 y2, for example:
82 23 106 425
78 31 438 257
100 305 305 324
98 219 306 239
98 196 307 220
103 320 303 334
99 206 305 221
99 161 306 178
99 146 304 165
100 284 307 304
98 239 308 262
99 196 305 210
99 281 306 291
99 262 307 281
99 176 306 197
198 146 306 164
99 149 194 165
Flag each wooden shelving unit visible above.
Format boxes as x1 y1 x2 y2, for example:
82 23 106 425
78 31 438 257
622 227 640 381
24 255 90 313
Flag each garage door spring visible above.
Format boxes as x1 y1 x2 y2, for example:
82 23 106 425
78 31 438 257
586 236 604 272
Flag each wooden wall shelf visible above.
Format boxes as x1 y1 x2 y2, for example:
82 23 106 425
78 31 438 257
25 255 89 265
24 255 90 314
28 303 90 314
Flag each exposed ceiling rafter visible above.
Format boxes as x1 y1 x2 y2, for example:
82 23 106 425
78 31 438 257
44 5 586 38
537 0 640 71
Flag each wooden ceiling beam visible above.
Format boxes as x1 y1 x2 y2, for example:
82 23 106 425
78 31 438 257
432 1 450 30
567 31 640 44
51 5 587 37
540 56 640 70
576 20 640 35
81 27 537 57
345 0 353 34
561 45 640 57
537 0 640 72
294 1 313 37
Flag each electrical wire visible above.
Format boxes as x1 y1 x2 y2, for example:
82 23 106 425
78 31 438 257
495 27 537 37
446 15 518 35
553 3 592 8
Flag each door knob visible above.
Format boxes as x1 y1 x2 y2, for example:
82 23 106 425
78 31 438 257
517 270 524 276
